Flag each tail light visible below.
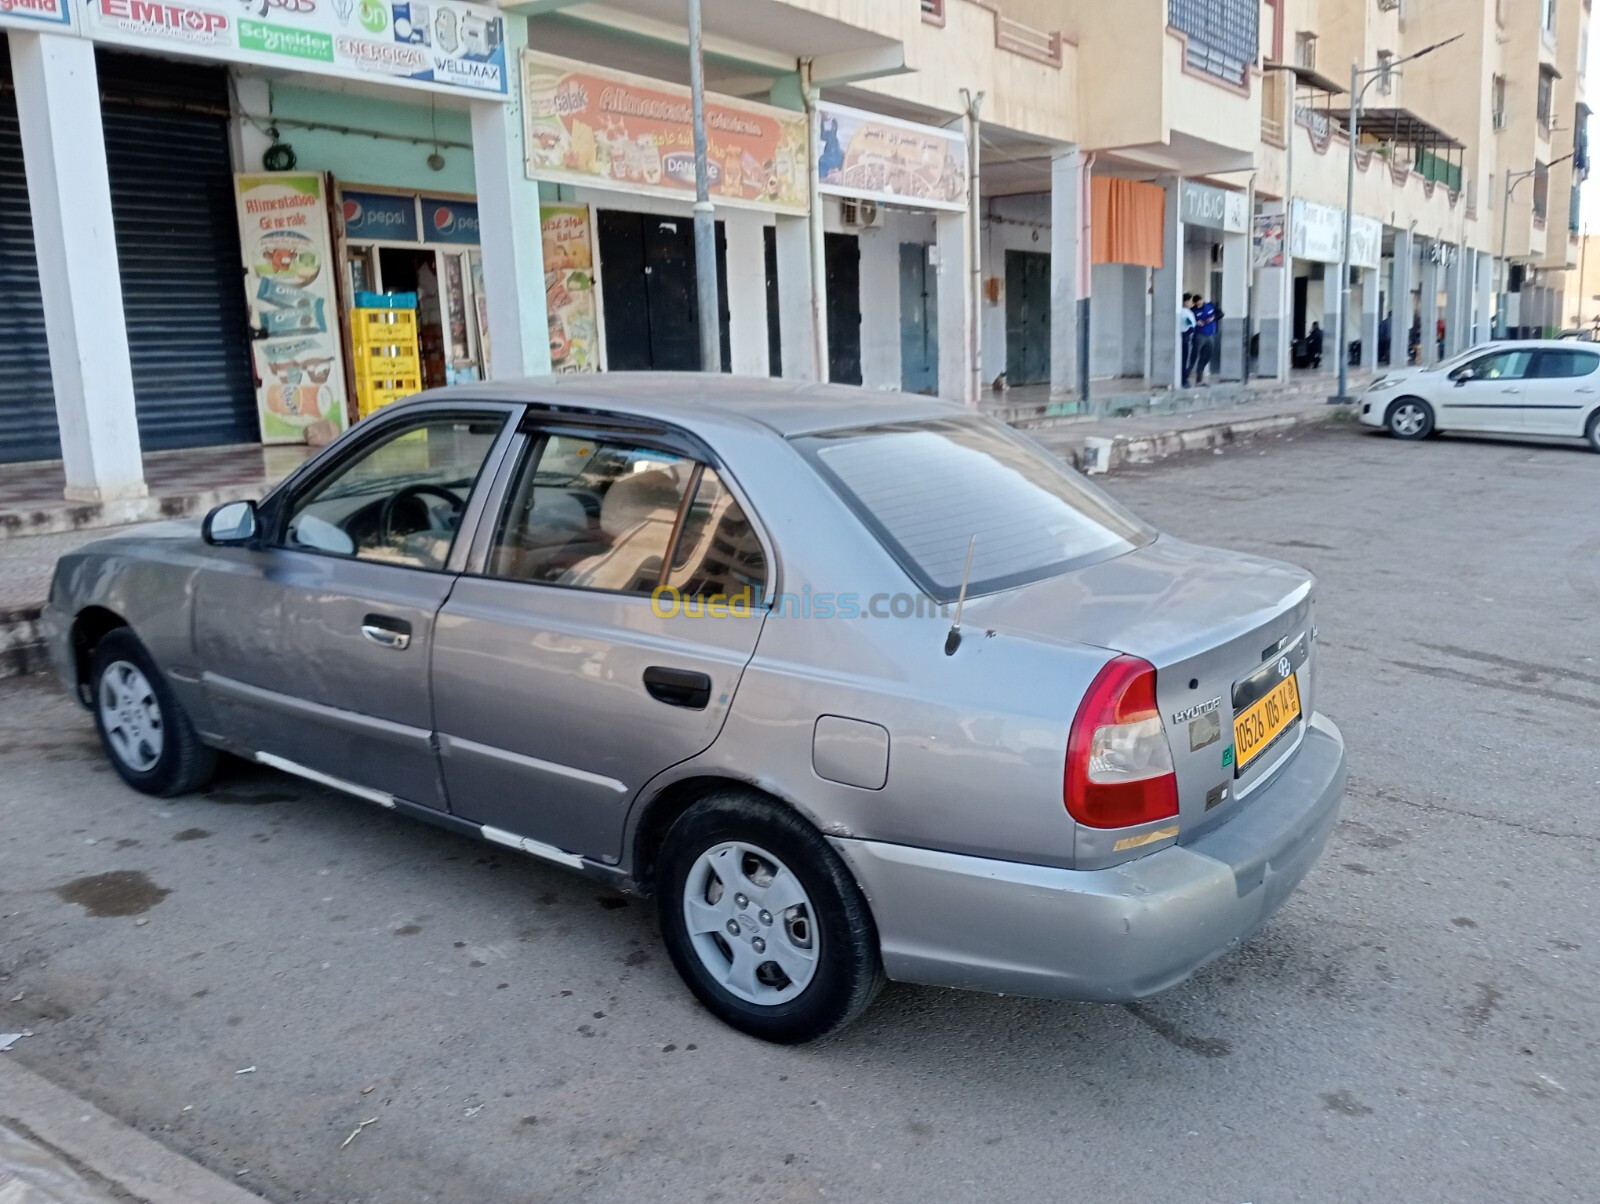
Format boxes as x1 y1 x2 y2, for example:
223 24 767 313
1065 655 1179 829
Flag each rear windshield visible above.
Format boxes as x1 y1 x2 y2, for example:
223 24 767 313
798 416 1154 600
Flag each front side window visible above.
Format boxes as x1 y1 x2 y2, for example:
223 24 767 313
281 414 505 571
1455 350 1534 381
1533 350 1600 378
800 417 1154 601
486 434 767 599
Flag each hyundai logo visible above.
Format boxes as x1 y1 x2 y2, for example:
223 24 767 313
1278 657 1293 678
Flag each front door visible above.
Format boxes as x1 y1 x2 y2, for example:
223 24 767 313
1523 347 1600 435
432 426 769 861
194 408 515 808
1005 249 1051 386
825 232 862 385
597 210 731 371
1439 347 1533 433
899 243 938 394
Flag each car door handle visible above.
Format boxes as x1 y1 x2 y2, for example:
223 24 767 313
1502 388 1520 394
642 666 712 710
361 615 412 651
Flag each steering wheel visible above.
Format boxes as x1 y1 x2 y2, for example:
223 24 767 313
378 483 464 544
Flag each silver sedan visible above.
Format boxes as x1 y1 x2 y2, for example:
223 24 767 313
45 376 1346 1043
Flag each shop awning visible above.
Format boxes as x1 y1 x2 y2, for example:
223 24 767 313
1324 107 1464 151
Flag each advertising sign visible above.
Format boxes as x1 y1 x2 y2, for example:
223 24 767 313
1349 215 1382 270
1253 213 1285 269
235 173 350 445
540 205 601 373
1290 200 1382 268
1180 181 1248 234
0 0 72 32
522 51 809 215
421 197 480 244
816 102 966 212
82 0 507 98
341 190 420 242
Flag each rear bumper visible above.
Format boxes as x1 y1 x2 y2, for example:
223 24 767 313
830 713 1346 1003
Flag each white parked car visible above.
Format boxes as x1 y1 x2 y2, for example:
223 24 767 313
1359 340 1600 452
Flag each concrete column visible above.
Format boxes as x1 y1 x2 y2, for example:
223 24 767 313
1049 148 1083 397
1474 251 1493 344
1220 231 1248 379
1391 228 1413 364
1419 242 1439 367
1361 266 1379 371
935 208 971 405
1148 178 1183 388
773 215 818 380
470 19 550 379
1444 246 1466 358
1324 265 1341 368
10 32 145 502
722 209 769 376
1255 202 1288 380
229 76 274 175
857 226 900 391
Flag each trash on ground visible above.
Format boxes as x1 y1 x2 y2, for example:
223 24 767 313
235 1065 257 1075
341 1117 379 1149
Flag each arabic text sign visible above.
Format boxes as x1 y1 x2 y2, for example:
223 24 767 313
541 205 601 373
1291 200 1382 268
0 0 71 32
522 51 809 215
82 0 507 98
816 102 966 212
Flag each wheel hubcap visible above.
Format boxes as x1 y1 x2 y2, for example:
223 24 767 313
1394 404 1424 435
98 660 163 773
682 841 819 1006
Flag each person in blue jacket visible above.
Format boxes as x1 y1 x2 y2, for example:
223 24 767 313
1194 297 1221 385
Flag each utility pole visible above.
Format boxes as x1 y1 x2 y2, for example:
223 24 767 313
1498 152 1573 339
688 0 722 373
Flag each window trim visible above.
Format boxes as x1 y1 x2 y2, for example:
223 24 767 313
258 403 520 575
463 421 779 607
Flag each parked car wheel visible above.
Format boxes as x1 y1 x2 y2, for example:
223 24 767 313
1587 411 1600 454
90 628 217 797
657 790 884 1043
1386 397 1434 440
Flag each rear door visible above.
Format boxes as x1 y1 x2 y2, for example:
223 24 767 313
431 421 770 861
1523 348 1600 435
1437 348 1533 433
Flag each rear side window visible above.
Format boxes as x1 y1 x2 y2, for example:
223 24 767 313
1533 350 1600 378
799 417 1153 600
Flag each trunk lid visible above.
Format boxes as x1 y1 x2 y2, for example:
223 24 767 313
964 535 1317 841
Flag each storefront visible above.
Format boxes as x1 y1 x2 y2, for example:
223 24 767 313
1287 199 1381 368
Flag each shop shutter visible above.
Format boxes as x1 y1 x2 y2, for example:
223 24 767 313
0 40 60 464
98 52 258 452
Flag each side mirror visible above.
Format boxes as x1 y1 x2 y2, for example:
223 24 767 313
203 499 258 546
1453 370 1475 386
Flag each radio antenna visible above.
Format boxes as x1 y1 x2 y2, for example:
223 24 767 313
944 535 976 657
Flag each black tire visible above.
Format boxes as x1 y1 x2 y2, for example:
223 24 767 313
657 789 884 1043
1586 411 1600 454
89 628 217 797
1386 396 1434 440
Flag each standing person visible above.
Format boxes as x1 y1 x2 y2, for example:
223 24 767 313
1378 312 1392 365
1195 296 1219 385
1307 320 1324 368
1180 294 1197 388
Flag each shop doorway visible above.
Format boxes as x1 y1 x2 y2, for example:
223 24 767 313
899 243 938 394
825 233 862 385
596 210 731 372
764 226 782 377
1004 249 1051 387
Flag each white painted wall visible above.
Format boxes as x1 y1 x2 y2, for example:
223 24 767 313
1090 263 1148 379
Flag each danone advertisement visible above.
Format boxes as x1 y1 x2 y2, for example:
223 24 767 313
817 102 967 212
541 206 600 374
81 0 507 97
235 173 350 445
523 51 809 215
0 0 72 33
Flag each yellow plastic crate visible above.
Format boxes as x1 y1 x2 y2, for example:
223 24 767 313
356 377 422 418
351 308 418 345
353 344 422 379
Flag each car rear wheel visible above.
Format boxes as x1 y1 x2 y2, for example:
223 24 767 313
1387 397 1434 440
657 789 884 1043
1586 411 1600 453
90 628 217 797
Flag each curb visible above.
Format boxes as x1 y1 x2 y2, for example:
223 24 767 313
0 1058 264 1204
1053 406 1345 475
0 486 256 544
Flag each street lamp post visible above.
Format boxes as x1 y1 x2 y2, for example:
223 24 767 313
688 0 722 373
1331 35 1460 404
1497 152 1573 339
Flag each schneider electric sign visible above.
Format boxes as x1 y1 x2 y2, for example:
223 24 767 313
0 1 507 98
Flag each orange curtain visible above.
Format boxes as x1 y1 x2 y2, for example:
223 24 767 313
1090 177 1166 269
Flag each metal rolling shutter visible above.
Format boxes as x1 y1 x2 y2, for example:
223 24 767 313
98 52 257 451
0 40 60 464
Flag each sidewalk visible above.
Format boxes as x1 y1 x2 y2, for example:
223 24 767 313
0 1057 262 1204
0 385 1348 679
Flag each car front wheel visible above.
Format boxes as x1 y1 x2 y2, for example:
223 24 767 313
1586 411 1600 453
90 628 217 797
1387 397 1434 440
657 789 884 1043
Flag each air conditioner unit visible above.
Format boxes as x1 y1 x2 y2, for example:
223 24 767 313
841 198 881 229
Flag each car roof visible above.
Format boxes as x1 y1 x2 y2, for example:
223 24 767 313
401 373 967 438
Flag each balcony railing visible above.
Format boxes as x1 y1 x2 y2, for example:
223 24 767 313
929 2 1064 68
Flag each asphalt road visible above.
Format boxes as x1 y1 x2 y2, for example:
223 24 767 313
2 422 1597 1203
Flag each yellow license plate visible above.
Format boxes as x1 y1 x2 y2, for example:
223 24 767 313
1233 674 1302 771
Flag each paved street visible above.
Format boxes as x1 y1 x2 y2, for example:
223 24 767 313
1 422 1596 1204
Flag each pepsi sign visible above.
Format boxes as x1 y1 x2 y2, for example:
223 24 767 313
423 199 482 245
341 191 419 242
